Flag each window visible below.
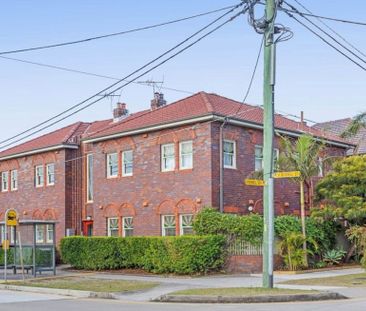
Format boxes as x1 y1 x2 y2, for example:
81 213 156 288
107 217 119 237
179 141 193 170
46 163 55 186
161 144 175 172
122 217 133 237
35 165 44 187
180 214 194 235
0 225 4 243
86 154 94 202
162 215 176 236
1 171 9 192
223 140 236 168
106 153 118 178
0 225 15 244
254 145 279 171
46 225 54 243
10 170 18 191
36 225 45 243
122 150 133 176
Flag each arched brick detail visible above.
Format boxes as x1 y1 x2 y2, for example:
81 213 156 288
43 208 57 220
0 159 20 171
32 209 43 220
176 198 197 214
103 203 120 217
156 130 178 145
32 154 44 165
120 203 136 217
175 127 197 141
156 199 176 215
43 152 57 163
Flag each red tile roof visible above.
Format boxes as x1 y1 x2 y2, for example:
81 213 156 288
0 122 87 159
85 92 353 146
314 118 366 154
0 92 353 160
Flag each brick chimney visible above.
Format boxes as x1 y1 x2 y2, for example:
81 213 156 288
151 92 166 110
300 111 307 130
113 102 129 122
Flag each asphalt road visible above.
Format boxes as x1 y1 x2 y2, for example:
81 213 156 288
0 295 366 311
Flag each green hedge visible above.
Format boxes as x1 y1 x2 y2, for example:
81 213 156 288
60 235 226 274
193 208 337 253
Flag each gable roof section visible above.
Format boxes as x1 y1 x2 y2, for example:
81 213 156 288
314 118 366 154
84 92 353 148
0 122 86 160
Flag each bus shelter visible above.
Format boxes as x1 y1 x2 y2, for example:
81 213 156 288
0 220 56 278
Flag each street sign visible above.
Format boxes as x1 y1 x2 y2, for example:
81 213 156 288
6 209 18 226
273 171 301 178
245 179 265 186
2 240 9 250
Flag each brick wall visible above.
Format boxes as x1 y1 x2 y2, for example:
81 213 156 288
83 122 213 236
0 149 76 243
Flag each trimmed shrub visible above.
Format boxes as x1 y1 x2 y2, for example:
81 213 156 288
60 235 226 274
193 208 338 254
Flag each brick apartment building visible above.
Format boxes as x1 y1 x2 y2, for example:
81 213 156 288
0 92 354 242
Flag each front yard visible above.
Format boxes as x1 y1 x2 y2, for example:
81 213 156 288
9 276 159 292
280 273 366 287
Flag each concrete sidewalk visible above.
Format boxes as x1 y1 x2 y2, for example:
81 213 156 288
1 266 364 302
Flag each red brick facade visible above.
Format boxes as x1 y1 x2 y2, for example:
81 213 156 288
0 92 351 243
0 149 82 243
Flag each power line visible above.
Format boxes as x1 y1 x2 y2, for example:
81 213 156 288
0 5 246 150
278 5 366 26
283 1 366 65
0 4 238 56
234 35 264 117
283 10 366 72
290 0 366 58
0 55 194 95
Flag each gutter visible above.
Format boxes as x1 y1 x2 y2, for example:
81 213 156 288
82 113 354 149
0 144 79 161
82 115 215 144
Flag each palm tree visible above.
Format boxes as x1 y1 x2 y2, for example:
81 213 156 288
278 134 324 267
341 112 366 138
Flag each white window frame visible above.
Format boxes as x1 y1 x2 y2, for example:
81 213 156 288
107 217 119 237
161 143 175 172
36 225 45 243
35 165 44 187
122 217 134 237
162 215 176 236
86 154 94 202
106 153 118 178
1 171 9 192
122 150 133 177
179 214 194 235
254 145 279 171
46 163 55 186
179 141 193 170
46 224 54 243
10 170 18 191
223 140 236 169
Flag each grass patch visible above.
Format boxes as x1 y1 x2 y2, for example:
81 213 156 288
281 273 366 287
170 287 317 296
10 277 158 293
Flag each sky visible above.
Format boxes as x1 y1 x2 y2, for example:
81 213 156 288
0 0 365 149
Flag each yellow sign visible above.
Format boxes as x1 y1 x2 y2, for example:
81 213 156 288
244 179 265 186
273 171 301 178
6 209 18 226
2 240 9 250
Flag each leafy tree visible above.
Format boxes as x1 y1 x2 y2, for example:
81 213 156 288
313 155 366 223
313 155 366 262
278 134 324 267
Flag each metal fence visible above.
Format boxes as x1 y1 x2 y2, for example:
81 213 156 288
227 239 263 256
